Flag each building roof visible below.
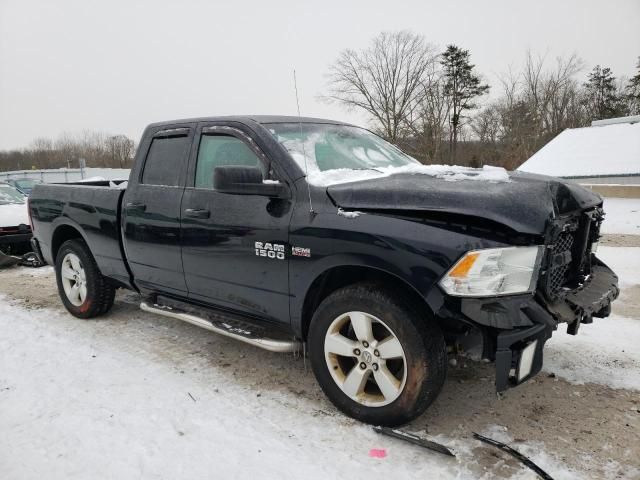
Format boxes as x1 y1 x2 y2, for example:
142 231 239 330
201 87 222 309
518 117 640 178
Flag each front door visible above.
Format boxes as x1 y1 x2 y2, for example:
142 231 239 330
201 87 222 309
180 124 293 324
122 126 192 295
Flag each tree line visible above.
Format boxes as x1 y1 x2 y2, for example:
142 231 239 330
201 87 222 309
324 31 640 169
0 131 135 172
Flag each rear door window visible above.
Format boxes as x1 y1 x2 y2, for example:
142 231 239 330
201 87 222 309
142 134 191 186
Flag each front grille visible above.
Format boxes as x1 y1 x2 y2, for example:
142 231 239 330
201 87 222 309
541 208 602 300
547 231 575 295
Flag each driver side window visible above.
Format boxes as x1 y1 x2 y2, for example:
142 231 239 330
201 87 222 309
195 134 263 189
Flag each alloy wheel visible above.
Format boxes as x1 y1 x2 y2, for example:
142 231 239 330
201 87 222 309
324 311 407 407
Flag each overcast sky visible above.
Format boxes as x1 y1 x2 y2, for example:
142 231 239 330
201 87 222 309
1 0 638 150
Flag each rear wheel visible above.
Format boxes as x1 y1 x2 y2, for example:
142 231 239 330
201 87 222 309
308 283 447 426
55 239 115 318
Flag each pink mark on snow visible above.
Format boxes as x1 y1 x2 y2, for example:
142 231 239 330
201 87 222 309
368 448 387 458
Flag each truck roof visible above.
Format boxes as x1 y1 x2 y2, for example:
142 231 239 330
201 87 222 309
147 115 354 128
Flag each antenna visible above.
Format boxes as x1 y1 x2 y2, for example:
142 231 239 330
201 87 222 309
293 69 314 215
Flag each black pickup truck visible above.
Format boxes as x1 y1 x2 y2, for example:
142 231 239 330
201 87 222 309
29 116 619 426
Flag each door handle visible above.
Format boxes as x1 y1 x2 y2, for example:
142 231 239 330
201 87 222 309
184 208 210 219
125 202 146 212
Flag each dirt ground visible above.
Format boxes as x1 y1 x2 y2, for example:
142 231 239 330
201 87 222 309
1 264 639 479
601 234 640 248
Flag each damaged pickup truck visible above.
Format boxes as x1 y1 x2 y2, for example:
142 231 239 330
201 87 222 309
29 116 619 426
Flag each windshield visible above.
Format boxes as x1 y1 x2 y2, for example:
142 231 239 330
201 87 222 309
266 123 418 174
15 179 38 189
0 184 26 205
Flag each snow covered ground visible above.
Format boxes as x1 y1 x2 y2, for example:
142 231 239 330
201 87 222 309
0 297 492 480
597 246 640 287
601 198 640 235
543 313 640 390
0 226 639 479
6 290 635 480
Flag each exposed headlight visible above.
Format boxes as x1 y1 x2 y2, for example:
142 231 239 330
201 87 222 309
439 246 543 297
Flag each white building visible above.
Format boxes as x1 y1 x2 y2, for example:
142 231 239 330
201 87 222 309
518 116 640 185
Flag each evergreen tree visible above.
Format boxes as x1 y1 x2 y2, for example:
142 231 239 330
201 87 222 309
583 65 623 120
441 45 489 163
625 57 640 115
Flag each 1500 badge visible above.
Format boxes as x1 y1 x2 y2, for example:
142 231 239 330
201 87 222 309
255 242 285 260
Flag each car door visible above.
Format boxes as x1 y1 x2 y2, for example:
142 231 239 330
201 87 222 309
180 123 293 324
122 126 193 295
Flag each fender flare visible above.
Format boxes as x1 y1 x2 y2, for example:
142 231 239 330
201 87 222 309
289 252 441 336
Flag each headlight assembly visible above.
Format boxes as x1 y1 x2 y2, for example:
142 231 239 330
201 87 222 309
439 246 543 297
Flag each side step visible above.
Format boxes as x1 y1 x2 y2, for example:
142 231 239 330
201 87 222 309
140 301 301 353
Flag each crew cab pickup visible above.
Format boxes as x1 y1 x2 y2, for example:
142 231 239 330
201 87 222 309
29 116 619 426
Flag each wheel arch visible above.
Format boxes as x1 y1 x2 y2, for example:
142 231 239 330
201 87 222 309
51 222 87 263
298 264 435 341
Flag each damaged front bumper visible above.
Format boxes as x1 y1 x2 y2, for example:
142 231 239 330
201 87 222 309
442 257 619 392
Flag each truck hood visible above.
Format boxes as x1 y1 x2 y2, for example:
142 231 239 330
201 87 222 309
326 171 602 235
0 203 29 228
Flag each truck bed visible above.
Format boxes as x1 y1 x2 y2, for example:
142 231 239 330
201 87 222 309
30 183 132 288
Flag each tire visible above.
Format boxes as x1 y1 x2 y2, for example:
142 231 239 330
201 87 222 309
308 283 447 426
55 239 115 318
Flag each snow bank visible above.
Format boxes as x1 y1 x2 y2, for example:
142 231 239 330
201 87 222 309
76 176 107 182
597 246 640 287
601 198 640 235
542 246 640 390
543 315 640 390
337 207 363 219
308 165 510 186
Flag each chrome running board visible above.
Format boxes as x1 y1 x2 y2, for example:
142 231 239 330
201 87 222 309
140 301 301 353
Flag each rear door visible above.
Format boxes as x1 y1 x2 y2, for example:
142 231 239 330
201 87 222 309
122 126 193 295
180 123 293 324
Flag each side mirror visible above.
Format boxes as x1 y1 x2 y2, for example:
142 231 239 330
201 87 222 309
213 166 288 198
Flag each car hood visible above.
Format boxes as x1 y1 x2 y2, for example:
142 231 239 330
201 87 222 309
326 171 602 235
0 203 30 227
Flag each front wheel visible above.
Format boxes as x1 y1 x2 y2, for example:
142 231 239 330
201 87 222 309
55 239 115 318
308 283 447 426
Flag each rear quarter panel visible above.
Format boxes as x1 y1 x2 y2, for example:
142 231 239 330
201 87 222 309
30 184 130 286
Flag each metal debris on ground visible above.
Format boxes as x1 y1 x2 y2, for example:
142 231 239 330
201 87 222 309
473 432 554 480
19 252 43 267
372 426 455 457
0 251 43 269
0 251 21 269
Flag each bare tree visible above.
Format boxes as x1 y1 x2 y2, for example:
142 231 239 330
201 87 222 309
521 52 585 137
471 104 501 145
27 137 55 169
487 52 587 168
55 133 82 168
404 67 451 163
0 131 137 172
106 135 135 168
324 31 438 142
